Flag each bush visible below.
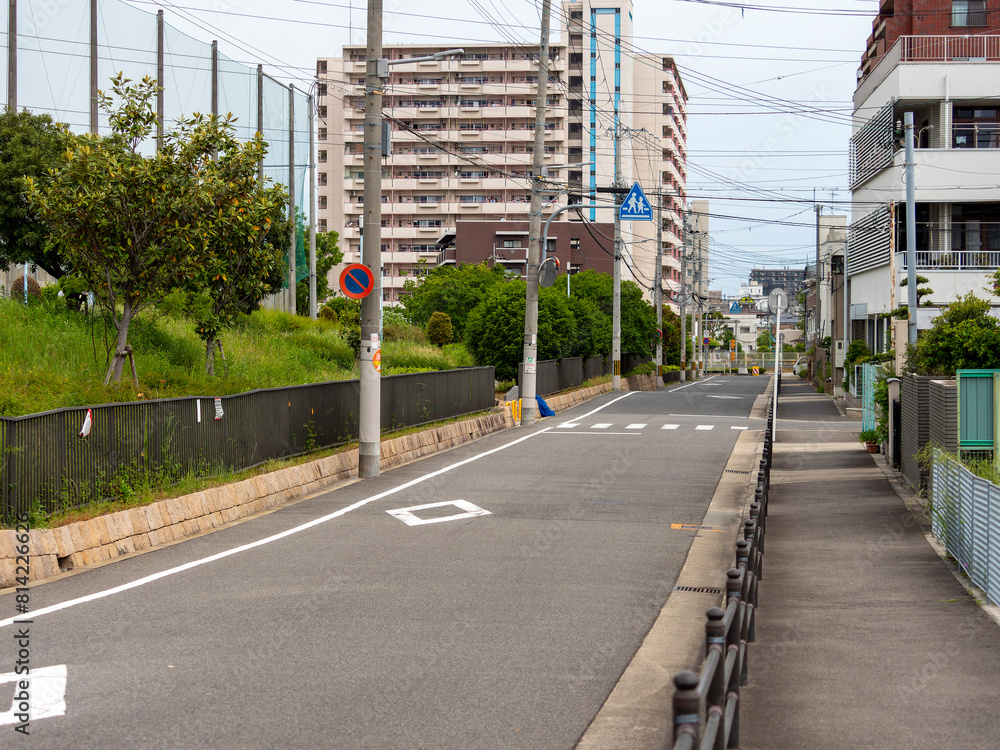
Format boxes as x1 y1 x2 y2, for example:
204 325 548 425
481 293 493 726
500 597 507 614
426 311 454 347
625 362 656 377
9 275 41 301
318 306 339 324
909 294 1000 376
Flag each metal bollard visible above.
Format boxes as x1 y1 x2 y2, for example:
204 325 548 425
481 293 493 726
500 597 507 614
672 671 701 744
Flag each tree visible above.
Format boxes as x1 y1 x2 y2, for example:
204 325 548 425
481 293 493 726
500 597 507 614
464 281 575 381
661 305 681 365
401 262 506 338
567 270 657 356
26 74 284 384
567 294 610 359
909 293 1000 376
900 274 934 307
426 311 454 347
0 109 75 279
295 225 342 316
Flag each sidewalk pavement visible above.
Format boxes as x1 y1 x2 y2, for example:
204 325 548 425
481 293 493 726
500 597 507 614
740 380 1000 749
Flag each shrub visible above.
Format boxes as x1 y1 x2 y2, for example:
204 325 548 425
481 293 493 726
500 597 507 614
426 311 454 347
9 275 41 301
318 306 339 324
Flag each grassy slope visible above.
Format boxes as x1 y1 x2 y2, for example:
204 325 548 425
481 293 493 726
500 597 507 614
0 299 474 417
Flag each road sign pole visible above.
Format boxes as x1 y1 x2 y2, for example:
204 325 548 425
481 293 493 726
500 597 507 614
612 146 622 392
359 0 383 478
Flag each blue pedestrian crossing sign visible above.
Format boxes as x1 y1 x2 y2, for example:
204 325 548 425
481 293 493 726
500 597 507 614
730 301 741 314
619 182 653 221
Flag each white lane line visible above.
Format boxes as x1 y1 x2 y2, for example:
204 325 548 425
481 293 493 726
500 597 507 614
552 432 642 436
592 423 612 429
626 424 646 430
571 391 635 420
662 424 680 430
671 376 717 392
696 425 715 431
0 428 552 630
731 426 749 431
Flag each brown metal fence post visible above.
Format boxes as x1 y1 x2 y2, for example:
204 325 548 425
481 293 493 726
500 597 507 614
672 670 700 746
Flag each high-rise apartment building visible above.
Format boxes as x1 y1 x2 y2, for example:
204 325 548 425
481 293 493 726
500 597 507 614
850 0 1000 352
315 0 687 306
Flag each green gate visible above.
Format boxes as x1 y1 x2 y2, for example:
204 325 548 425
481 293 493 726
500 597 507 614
957 370 999 463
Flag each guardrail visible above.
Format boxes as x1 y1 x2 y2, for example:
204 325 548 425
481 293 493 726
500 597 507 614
671 395 773 749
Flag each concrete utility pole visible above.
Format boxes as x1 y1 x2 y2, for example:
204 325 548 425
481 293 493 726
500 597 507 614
654 191 663 385
90 0 98 134
520 0 552 426
7 0 15 113
904 111 918 346
157 10 164 149
612 126 623 391
359 0 385 476
680 210 689 381
288 84 297 314
815 202 822 347
309 94 317 320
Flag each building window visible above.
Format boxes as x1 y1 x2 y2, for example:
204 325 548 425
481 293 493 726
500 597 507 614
953 106 1000 148
318 172 327 186
318 150 327 163
501 239 521 249
318 106 327 118
318 127 327 140
317 83 327 96
953 0 987 26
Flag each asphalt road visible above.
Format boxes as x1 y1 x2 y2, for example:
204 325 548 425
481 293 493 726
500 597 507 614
1 375 767 749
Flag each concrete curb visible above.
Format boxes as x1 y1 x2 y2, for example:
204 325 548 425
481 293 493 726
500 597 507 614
575 428 765 750
0 409 515 589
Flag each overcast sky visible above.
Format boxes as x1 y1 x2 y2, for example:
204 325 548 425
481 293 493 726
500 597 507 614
125 0 877 295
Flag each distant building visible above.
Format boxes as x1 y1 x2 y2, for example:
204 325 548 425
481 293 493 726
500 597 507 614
439 221 614 277
749 267 807 299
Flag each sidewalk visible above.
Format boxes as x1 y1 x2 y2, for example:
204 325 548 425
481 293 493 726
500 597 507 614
741 381 1000 749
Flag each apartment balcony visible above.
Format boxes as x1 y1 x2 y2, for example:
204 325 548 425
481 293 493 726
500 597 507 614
856 35 1000 108
858 147 1000 202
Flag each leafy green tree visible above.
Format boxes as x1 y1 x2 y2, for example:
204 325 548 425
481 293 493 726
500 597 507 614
426 311 454 347
26 74 284 384
661 305 681 365
464 281 575 381
401 262 506 339
567 294 610 359
295 226 342 316
909 293 1000 376
567 270 657 355
0 109 75 280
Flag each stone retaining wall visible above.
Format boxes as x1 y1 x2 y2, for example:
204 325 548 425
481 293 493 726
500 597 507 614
0 410 514 589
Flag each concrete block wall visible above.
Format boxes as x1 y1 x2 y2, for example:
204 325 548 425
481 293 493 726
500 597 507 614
0 410 514 589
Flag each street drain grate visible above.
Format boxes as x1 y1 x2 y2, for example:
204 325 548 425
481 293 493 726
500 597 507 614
724 469 752 475
673 586 724 595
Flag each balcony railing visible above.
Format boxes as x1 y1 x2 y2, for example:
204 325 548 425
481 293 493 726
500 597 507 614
856 35 1000 108
900 249 1000 270
954 122 1000 149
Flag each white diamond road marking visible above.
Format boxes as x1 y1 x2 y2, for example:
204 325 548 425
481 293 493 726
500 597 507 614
696 425 715 431
731 426 749 431
662 424 680 430
0 665 68 726
592 424 612 429
558 423 580 429
386 500 491 527
626 424 646 430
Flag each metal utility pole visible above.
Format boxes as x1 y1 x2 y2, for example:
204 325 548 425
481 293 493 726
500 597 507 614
680 211 688 381
815 202 822 347
90 0 98 134
904 111 918 346
359 0 385 476
8 0 16 112
654 191 663 386
520 0 552 425
257 66 264 184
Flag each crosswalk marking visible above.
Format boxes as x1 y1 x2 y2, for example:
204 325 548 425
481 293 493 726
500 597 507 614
592 423 612 429
558 423 580 429
731 426 749 431
626 424 647 430
695 425 715 431
662 424 680 430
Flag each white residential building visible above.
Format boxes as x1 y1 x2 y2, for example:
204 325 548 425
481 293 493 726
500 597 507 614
850 12 1000 353
315 0 687 306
